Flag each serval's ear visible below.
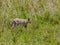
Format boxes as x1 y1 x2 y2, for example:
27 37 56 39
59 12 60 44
28 18 30 21
28 18 31 23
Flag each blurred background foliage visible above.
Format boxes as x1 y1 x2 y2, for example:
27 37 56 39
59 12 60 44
0 0 60 45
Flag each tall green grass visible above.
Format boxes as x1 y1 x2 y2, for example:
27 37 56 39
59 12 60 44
0 0 60 45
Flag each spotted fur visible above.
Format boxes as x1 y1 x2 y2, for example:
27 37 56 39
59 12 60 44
10 18 31 28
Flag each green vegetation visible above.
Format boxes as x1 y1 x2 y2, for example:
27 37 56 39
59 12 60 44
0 0 60 45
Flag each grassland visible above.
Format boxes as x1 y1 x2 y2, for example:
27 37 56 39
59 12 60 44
0 0 60 45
